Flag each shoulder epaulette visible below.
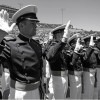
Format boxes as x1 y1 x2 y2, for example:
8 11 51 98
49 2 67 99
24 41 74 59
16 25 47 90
4 35 16 41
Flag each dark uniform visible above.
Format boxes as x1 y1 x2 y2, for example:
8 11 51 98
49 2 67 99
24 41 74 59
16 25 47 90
81 35 97 99
46 40 69 99
94 36 100 99
0 33 43 99
45 24 69 99
67 34 83 99
0 33 43 88
0 5 43 100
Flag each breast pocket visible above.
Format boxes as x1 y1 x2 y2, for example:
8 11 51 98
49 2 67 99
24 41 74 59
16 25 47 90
11 44 22 59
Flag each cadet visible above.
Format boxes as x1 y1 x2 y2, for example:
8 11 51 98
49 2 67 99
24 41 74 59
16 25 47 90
94 36 100 99
1 35 15 99
45 21 71 99
0 5 43 100
67 34 83 99
82 34 97 99
42 35 55 99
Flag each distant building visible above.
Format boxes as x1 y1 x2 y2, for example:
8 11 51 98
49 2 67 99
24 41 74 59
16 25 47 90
0 5 18 18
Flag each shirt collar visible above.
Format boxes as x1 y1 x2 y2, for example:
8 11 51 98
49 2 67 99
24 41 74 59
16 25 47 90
18 33 31 42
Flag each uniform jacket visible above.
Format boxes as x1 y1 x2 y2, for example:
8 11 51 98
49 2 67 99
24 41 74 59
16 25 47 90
69 51 83 71
81 47 97 69
45 40 67 71
0 34 43 84
45 40 83 72
93 47 100 68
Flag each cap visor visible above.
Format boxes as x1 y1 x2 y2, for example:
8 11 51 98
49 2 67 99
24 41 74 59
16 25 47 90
25 18 39 22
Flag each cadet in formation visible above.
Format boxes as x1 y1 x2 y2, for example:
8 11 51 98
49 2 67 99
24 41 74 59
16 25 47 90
44 21 71 99
44 21 85 99
44 25 100 100
0 4 43 100
0 4 100 100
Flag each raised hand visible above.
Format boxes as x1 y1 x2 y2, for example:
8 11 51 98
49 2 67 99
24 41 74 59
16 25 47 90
0 9 15 42
63 20 71 38
74 38 83 53
49 32 53 40
89 35 95 47
0 9 15 34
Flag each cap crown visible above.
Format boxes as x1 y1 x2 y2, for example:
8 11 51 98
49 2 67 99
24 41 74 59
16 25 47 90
12 5 38 23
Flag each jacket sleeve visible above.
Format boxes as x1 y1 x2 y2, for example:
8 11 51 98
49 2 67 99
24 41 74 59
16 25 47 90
81 47 97 68
71 52 79 66
46 41 66 62
0 39 11 62
85 47 94 60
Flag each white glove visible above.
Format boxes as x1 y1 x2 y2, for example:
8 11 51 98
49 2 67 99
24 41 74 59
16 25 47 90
74 38 83 53
89 35 95 47
49 32 53 40
0 9 15 42
0 9 15 33
63 20 71 38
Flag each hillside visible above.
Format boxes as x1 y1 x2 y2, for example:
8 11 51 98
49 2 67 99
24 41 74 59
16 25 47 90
1 4 100 43
12 22 100 43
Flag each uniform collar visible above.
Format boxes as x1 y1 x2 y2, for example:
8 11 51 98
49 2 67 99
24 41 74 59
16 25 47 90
18 34 31 42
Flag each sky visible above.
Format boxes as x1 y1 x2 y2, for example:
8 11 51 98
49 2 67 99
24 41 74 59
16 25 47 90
0 0 100 31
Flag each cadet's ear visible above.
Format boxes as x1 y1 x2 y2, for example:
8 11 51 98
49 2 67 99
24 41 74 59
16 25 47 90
19 22 23 28
18 21 25 30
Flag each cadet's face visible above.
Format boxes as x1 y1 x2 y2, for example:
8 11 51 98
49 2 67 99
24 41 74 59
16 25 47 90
22 19 38 38
70 43 76 49
85 41 89 47
54 31 64 41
